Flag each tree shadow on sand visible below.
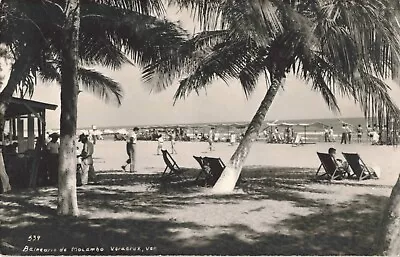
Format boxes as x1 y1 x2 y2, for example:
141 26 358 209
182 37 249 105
0 166 391 255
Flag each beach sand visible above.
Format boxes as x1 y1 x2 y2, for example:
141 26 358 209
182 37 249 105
95 140 400 186
1 140 399 255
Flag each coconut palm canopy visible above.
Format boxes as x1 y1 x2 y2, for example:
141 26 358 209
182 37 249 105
0 0 188 103
150 0 400 118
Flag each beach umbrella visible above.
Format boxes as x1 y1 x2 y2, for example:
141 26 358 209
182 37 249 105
280 122 296 126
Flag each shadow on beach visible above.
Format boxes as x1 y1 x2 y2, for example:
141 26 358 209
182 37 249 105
0 166 391 255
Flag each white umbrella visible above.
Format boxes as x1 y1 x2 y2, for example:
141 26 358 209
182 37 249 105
280 122 296 126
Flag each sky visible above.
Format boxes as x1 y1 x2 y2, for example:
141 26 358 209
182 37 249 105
2 5 400 130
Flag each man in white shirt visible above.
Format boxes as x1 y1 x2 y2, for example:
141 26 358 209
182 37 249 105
122 127 139 172
328 127 334 142
78 134 95 185
208 128 215 151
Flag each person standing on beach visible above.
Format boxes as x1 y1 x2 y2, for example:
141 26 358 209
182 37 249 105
347 124 352 144
208 128 215 151
78 134 96 185
367 125 373 142
340 124 348 144
328 127 334 142
230 132 237 145
324 127 329 142
121 127 139 172
357 124 363 143
46 133 60 185
157 134 164 155
170 131 177 154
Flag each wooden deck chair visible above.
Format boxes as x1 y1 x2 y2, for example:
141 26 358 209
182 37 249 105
342 152 372 181
316 152 345 181
193 156 210 182
203 157 226 186
161 149 183 178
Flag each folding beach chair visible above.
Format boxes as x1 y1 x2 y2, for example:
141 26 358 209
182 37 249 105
161 149 184 178
342 152 373 181
316 152 346 181
193 156 210 182
202 157 226 186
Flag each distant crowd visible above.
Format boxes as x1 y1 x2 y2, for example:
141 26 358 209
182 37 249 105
326 123 399 145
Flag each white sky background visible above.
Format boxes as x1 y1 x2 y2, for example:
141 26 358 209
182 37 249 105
2 5 400 130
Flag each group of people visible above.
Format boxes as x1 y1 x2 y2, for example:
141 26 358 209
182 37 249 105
157 131 178 155
325 124 383 145
323 127 335 142
264 127 296 144
44 132 96 186
340 124 353 144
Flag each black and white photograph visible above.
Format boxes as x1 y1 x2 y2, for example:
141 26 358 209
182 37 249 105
1 0 400 256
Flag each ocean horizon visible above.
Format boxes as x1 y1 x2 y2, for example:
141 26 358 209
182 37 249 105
72 116 373 134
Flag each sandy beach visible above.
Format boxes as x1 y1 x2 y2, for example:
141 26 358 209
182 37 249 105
95 140 400 186
1 139 399 255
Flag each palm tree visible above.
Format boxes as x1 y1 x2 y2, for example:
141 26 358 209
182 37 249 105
161 0 400 192
0 0 188 215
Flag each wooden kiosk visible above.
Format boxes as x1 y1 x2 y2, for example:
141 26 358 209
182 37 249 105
2 97 57 188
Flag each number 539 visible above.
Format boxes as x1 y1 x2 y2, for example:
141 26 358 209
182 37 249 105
28 235 41 242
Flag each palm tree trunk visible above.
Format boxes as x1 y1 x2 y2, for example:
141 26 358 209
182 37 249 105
0 54 33 193
57 0 80 216
212 76 283 193
377 174 400 255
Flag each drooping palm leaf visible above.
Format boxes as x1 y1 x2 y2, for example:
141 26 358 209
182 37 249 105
77 67 123 105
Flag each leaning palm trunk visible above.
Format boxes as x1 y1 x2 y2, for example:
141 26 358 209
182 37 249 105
0 54 33 193
377 174 400 255
57 0 80 216
212 76 283 193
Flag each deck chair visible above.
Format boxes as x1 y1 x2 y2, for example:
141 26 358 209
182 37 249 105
203 157 226 186
193 156 210 182
161 149 184 178
342 152 373 181
316 152 345 181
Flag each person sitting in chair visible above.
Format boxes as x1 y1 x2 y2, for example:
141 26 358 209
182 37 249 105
328 147 351 177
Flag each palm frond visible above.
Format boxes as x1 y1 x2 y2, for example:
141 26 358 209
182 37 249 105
173 38 259 101
78 67 123 106
142 29 229 92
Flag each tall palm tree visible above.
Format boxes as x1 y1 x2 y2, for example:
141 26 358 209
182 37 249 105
158 0 400 192
167 0 400 254
0 0 188 214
